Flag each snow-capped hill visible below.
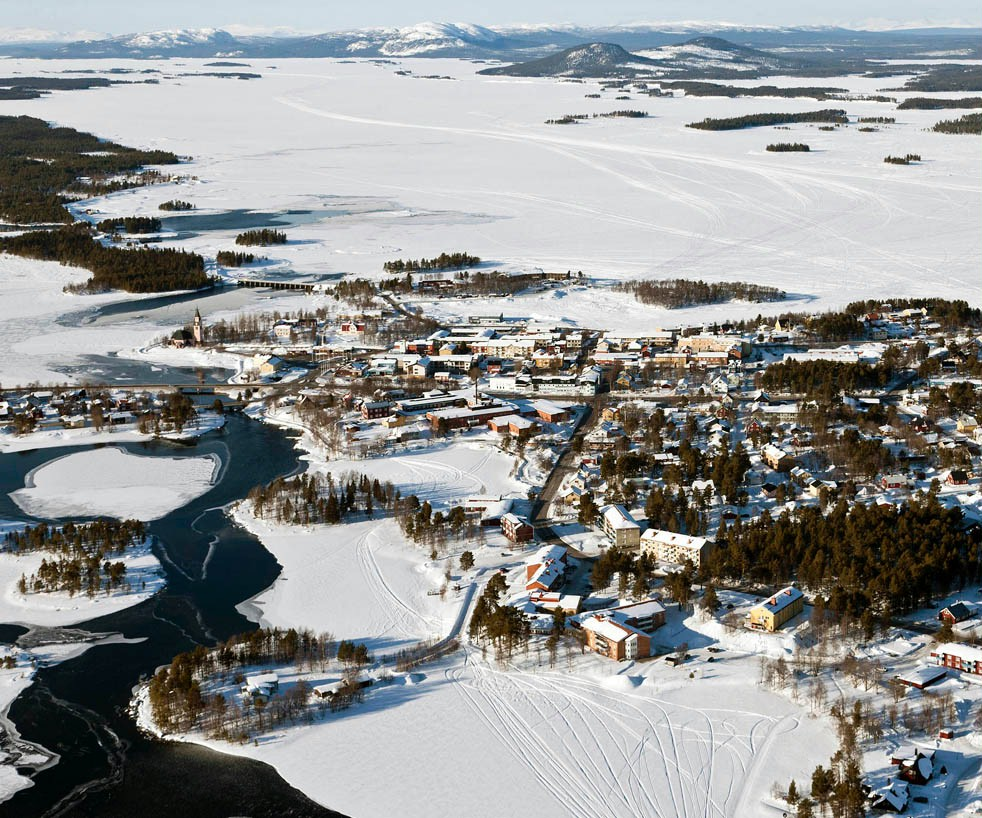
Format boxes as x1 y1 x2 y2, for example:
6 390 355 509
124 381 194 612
52 27 249 57
479 42 659 77
344 22 504 56
636 36 794 73
120 28 234 48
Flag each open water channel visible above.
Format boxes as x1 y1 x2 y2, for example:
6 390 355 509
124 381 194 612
0 416 345 817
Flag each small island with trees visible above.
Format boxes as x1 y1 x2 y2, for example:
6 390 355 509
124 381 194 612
159 199 194 211
766 143 810 152
687 110 848 131
615 278 786 308
382 251 481 273
235 229 287 246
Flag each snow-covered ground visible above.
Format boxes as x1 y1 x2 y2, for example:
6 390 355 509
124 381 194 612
234 437 528 651
137 636 835 818
0 58 977 383
9 446 220 520
0 533 164 627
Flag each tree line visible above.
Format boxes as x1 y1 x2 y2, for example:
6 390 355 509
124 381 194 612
96 216 162 234
615 277 785 308
1 223 211 294
766 143 810 152
687 110 848 131
0 114 180 224
235 229 286 246
382 251 480 273
708 494 975 619
884 153 921 165
657 81 847 100
843 297 981 328
760 359 895 399
932 113 982 134
249 471 398 526
898 96 982 110
5 519 147 599
216 250 258 267
159 199 194 211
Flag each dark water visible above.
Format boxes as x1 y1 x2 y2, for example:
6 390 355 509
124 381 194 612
0 417 346 817
158 208 349 236
53 353 234 386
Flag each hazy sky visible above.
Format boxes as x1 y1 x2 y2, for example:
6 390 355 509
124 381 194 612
5 0 981 39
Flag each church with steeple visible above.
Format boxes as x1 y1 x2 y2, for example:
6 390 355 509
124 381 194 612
168 309 206 348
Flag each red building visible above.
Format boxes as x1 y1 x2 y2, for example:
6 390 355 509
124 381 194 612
501 512 534 544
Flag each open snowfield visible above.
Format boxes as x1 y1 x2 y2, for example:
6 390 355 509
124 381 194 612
0 57 978 383
143 642 835 818
235 439 528 651
302 438 528 501
9 446 220 520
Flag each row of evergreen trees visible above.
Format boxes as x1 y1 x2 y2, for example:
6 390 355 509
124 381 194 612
615 277 785 308
248 471 398 526
1 223 210 293
382 251 480 273
687 109 848 130
658 81 846 100
0 114 180 224
158 199 194 211
707 495 974 617
235 229 286 246
897 96 981 110
96 216 161 233
760 359 895 398
215 250 258 267
932 112 982 134
766 142 810 152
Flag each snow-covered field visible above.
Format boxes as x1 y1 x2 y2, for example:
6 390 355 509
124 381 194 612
9 446 220 520
235 439 528 651
0 57 978 383
140 639 835 818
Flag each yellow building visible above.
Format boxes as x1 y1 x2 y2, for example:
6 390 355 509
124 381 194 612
748 586 805 632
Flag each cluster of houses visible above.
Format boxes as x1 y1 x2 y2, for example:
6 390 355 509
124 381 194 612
351 388 571 440
1 387 172 433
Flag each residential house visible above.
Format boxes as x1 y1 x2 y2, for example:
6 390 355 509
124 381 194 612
931 642 982 676
761 443 793 472
639 529 713 569
599 504 641 548
360 400 393 420
957 414 978 433
501 512 534 544
939 601 974 624
747 586 805 632
580 599 666 661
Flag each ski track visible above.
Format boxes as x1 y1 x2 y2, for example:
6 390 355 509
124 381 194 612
445 649 783 818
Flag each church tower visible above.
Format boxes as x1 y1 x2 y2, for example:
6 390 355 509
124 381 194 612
192 308 204 345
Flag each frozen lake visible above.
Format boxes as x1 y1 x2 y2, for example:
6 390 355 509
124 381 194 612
0 55 976 385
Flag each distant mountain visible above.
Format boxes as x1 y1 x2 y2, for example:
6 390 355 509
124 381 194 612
0 22 979 63
634 36 801 74
478 37 806 79
45 28 265 58
479 42 658 77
